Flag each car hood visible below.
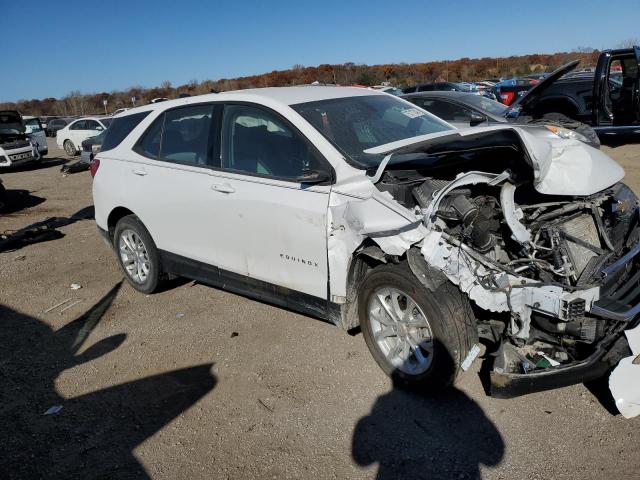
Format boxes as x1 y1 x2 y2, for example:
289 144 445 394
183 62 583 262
364 125 624 196
508 60 580 114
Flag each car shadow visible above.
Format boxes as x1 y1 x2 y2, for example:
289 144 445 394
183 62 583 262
352 349 504 479
2 157 68 172
0 281 216 479
0 205 95 253
0 188 46 215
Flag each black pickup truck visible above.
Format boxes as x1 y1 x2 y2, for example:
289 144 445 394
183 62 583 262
510 47 640 138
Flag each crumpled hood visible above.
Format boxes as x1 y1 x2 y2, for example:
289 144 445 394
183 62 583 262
365 125 624 196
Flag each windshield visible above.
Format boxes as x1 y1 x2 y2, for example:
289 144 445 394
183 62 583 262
463 95 509 116
292 95 452 168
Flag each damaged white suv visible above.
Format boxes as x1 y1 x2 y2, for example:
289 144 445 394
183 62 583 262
92 87 639 417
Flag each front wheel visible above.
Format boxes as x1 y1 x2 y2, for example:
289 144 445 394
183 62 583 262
358 262 477 391
113 215 162 294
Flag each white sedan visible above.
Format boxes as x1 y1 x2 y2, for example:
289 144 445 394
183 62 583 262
90 87 639 413
56 117 111 156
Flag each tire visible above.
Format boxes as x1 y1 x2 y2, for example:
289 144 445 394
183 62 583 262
63 139 77 156
113 215 162 294
358 262 477 391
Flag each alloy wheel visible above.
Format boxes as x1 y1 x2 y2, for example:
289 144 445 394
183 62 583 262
367 287 434 374
118 229 151 284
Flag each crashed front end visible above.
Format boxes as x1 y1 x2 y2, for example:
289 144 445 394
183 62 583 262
330 126 640 416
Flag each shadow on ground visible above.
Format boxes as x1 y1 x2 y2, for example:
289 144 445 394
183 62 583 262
1 157 68 173
0 281 216 479
0 188 46 215
601 134 640 148
353 344 504 480
352 382 504 480
0 205 95 253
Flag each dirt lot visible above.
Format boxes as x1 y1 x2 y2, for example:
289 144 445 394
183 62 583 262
1 138 639 479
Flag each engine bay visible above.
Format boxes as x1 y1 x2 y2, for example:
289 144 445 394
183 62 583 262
376 160 640 377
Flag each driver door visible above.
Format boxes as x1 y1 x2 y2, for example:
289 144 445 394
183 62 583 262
212 103 332 300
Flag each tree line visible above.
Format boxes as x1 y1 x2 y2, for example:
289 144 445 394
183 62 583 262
0 50 600 117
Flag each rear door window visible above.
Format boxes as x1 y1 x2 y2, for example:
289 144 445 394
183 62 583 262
135 105 216 166
135 114 163 158
70 120 86 130
101 111 150 152
159 105 215 166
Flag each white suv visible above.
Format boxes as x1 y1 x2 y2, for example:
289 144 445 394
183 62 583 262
92 87 640 412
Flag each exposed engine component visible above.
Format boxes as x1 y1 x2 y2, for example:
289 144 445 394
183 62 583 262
377 166 639 381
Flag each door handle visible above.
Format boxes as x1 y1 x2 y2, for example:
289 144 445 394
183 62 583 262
132 169 147 176
211 183 235 194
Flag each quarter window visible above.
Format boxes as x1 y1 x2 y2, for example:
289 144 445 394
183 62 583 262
221 105 322 180
135 114 163 158
101 111 150 152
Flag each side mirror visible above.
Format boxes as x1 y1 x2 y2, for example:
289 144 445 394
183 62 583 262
295 169 330 184
469 112 487 126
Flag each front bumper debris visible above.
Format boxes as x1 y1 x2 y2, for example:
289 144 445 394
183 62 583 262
609 324 640 418
491 241 640 399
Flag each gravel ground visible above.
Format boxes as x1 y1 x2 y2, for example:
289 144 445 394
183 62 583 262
1 138 639 479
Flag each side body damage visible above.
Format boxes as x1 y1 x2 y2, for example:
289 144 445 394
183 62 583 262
327 126 639 413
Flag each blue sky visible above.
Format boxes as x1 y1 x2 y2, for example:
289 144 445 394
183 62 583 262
1 0 638 102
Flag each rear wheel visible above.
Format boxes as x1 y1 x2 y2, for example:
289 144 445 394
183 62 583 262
63 139 76 156
113 215 162 294
358 262 477 391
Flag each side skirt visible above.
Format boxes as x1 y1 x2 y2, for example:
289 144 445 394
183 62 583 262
159 250 335 322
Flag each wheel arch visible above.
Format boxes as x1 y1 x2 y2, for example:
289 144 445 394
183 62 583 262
107 206 136 241
337 243 393 331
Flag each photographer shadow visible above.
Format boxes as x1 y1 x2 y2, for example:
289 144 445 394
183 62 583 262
352 348 504 480
0 281 216 479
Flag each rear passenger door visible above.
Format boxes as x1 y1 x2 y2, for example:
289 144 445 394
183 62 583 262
130 104 227 266
212 103 332 299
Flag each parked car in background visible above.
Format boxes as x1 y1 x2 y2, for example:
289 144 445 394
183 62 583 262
91 88 639 413
371 86 404 96
404 82 498 100
403 91 600 148
56 117 112 156
0 110 40 168
46 117 71 137
402 81 464 94
38 116 52 133
112 108 129 116
494 76 541 105
509 47 640 138
22 116 48 157
81 130 105 163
